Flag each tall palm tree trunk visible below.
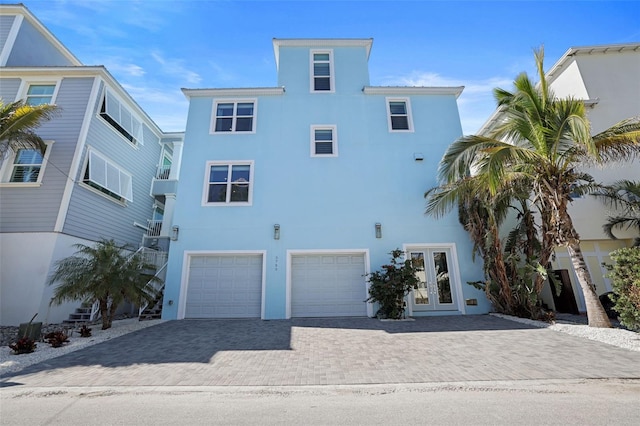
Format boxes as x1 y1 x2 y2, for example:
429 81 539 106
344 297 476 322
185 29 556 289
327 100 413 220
565 240 611 328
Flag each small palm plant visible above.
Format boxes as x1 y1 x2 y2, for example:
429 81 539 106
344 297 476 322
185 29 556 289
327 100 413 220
48 239 162 330
0 99 58 159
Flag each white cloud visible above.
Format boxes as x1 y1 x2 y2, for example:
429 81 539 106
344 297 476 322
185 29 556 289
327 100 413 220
151 51 202 85
105 62 146 78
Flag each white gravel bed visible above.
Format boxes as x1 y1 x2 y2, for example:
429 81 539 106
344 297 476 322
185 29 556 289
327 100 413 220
0 318 162 375
491 313 640 352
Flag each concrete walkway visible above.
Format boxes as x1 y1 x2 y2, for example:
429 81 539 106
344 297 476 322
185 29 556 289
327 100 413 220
1 316 639 387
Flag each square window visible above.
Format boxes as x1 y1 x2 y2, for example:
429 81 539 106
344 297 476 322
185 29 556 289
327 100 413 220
311 50 334 93
204 162 253 205
212 101 256 133
9 149 44 182
387 98 413 132
311 126 337 157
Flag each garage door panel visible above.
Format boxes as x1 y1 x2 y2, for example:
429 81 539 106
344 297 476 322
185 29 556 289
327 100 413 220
186 254 262 319
291 253 367 317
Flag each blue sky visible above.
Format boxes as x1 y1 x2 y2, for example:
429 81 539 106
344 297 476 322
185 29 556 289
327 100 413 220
23 0 640 134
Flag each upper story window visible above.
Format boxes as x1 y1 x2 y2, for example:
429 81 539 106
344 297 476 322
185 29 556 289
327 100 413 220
203 161 253 206
25 84 56 105
0 142 52 186
311 50 334 92
311 125 337 157
82 148 133 203
387 98 413 132
99 89 144 146
212 100 256 133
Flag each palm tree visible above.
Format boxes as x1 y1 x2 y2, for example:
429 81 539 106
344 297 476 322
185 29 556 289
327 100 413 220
428 47 640 327
592 180 640 246
49 239 162 330
0 99 58 159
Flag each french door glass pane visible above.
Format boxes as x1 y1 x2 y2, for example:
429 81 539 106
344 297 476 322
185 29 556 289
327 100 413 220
433 252 452 304
411 252 428 305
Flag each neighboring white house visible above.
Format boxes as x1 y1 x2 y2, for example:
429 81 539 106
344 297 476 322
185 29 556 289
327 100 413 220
479 43 640 313
0 4 183 325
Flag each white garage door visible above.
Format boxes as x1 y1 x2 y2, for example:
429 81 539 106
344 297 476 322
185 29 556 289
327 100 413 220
185 254 262 319
291 253 368 317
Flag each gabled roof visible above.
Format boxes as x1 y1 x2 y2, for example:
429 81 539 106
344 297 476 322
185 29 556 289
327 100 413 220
0 3 82 66
272 38 373 70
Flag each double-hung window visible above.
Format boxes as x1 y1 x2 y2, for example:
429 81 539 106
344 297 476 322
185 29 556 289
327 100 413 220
82 149 133 202
311 50 334 92
25 84 56 105
387 98 413 132
99 89 143 146
311 125 337 157
212 100 256 133
0 142 52 185
204 161 253 205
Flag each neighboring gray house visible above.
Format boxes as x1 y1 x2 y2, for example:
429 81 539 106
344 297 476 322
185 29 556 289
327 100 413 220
0 4 182 325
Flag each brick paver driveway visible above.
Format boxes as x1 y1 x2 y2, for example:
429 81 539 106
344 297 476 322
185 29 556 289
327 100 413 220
2 316 639 387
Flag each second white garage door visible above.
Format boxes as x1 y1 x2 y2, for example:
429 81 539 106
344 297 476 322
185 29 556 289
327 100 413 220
185 254 263 319
291 253 368 317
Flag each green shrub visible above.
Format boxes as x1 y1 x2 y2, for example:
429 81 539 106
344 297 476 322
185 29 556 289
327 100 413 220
366 249 421 319
604 247 640 330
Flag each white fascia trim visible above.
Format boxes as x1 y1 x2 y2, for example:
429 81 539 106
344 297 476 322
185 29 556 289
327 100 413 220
182 87 284 98
177 250 268 320
273 38 374 69
285 249 372 319
364 86 464 98
402 243 466 315
54 76 101 232
0 5 81 65
0 14 22 66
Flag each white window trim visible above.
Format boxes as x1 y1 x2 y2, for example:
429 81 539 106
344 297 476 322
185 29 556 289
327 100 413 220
310 125 338 157
80 147 133 204
210 99 258 134
15 79 61 105
310 49 335 93
0 141 54 187
386 97 414 132
97 88 144 147
202 160 254 206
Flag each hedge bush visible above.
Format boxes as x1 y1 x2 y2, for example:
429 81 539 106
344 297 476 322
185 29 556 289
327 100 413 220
604 247 640 331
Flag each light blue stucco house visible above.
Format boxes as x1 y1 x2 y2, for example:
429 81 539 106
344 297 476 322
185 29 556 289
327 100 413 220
163 38 489 320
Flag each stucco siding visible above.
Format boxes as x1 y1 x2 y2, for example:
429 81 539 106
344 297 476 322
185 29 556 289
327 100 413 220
0 77 94 233
62 83 162 247
6 17 73 66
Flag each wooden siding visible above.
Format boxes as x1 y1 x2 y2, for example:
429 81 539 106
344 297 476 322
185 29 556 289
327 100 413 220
0 15 15 55
6 17 73 66
0 77 20 102
62 82 164 248
0 77 94 233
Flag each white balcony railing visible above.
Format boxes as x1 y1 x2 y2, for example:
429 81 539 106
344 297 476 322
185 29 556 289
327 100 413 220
156 165 171 180
146 219 162 237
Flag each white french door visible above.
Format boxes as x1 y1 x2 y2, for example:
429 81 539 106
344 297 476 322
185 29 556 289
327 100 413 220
409 248 458 311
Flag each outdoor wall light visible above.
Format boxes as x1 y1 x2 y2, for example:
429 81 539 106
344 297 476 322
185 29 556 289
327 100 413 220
274 224 280 240
167 300 174 306
375 223 382 238
171 225 179 241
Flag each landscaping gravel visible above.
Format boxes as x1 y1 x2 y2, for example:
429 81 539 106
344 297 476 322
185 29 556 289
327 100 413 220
0 318 162 375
